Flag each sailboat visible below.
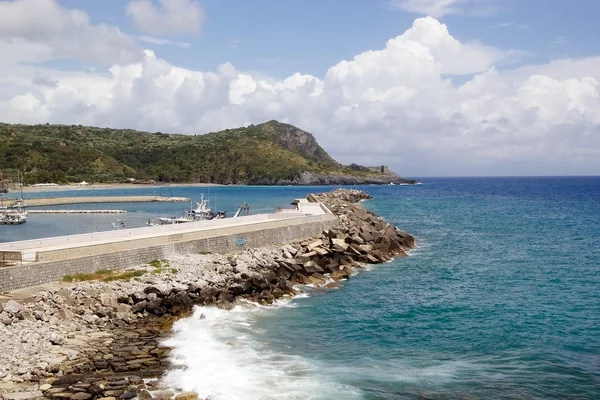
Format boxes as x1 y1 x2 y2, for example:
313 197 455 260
1 171 28 224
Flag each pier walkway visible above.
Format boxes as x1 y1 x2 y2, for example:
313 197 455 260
10 196 189 207
0 200 335 292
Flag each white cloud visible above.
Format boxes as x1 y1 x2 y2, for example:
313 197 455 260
490 22 528 29
139 36 190 48
0 0 143 65
126 0 204 36
390 0 495 17
1 12 599 176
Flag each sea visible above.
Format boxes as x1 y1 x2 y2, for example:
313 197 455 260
2 177 599 399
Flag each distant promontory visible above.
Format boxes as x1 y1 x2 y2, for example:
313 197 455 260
0 120 416 186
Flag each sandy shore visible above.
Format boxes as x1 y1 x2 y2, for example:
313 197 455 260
15 183 224 194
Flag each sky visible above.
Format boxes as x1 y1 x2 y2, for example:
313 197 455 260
1 0 599 177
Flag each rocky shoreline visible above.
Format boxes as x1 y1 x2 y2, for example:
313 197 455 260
0 189 415 400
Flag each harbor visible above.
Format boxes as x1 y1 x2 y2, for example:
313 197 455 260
0 197 335 291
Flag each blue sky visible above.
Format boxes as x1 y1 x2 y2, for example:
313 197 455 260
1 0 599 176
57 0 600 78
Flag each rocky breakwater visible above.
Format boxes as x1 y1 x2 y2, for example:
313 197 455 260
0 189 414 400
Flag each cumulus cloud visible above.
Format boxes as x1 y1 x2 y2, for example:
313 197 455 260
0 0 143 65
0 12 599 176
126 0 204 36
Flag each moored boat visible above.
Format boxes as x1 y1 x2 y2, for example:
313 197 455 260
157 194 227 225
0 212 27 225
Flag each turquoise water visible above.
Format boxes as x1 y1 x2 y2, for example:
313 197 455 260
3 178 600 398
248 178 600 399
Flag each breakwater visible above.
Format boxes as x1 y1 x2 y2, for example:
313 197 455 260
0 189 414 400
27 210 127 214
11 196 189 207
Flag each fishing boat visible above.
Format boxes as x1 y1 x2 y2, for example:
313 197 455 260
155 194 239 225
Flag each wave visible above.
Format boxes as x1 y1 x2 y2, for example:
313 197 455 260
160 305 362 400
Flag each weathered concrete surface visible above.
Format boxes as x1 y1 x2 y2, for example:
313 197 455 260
14 196 184 207
0 212 336 292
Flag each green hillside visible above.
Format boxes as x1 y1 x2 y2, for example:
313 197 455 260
0 120 412 185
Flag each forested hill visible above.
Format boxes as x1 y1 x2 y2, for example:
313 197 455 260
0 120 416 185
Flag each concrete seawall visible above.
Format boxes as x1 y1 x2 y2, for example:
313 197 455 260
0 211 336 292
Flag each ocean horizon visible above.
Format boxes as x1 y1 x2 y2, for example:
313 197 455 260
2 177 599 399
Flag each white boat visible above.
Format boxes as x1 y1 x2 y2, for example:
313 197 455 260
156 194 233 225
8 199 28 209
157 215 195 225
0 212 27 225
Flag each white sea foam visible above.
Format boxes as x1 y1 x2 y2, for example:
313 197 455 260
406 237 430 257
160 304 362 400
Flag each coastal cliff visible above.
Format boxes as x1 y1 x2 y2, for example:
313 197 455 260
0 189 415 400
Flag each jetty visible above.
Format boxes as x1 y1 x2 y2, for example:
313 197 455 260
27 209 127 214
0 189 417 400
9 195 189 207
0 199 335 291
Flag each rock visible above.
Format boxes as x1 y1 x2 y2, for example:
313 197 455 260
3 300 21 315
175 392 199 400
1 392 43 400
0 312 12 326
69 393 92 400
137 390 153 400
132 292 147 302
99 293 117 308
331 239 348 252
119 392 136 400
150 391 174 400
56 309 75 320
49 333 65 345
131 301 147 314
38 383 52 392
115 304 132 313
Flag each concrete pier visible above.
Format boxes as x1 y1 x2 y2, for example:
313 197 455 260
27 209 127 214
11 196 189 207
0 200 336 292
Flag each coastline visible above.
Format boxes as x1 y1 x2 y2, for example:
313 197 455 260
16 183 224 194
0 189 415 400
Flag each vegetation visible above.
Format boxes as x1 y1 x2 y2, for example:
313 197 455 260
0 120 391 185
62 269 146 283
148 259 176 274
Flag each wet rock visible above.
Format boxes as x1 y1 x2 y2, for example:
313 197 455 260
174 392 199 400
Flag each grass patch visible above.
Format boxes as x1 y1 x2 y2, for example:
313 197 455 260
148 259 176 274
148 259 163 268
61 269 147 283
199 251 212 255
95 269 113 275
